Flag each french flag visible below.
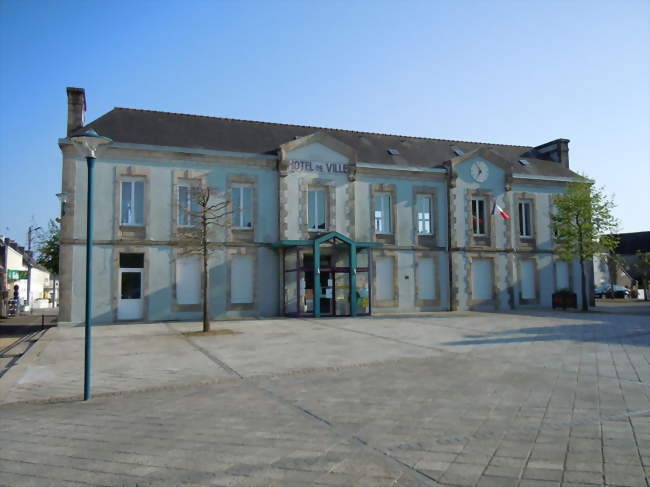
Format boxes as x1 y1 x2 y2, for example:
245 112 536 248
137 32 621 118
492 201 510 220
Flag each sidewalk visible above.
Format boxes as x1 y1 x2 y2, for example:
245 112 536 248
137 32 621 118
1 309 648 406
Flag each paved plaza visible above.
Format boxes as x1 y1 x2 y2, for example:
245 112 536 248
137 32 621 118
0 310 648 486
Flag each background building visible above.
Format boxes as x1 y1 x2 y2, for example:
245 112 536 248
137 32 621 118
593 231 650 299
0 237 57 316
58 88 585 325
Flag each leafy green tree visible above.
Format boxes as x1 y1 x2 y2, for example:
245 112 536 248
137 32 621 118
36 220 60 275
551 177 619 311
633 251 650 301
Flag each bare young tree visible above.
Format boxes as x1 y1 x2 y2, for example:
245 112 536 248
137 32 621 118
179 186 229 332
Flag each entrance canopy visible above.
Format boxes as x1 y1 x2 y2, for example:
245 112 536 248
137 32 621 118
273 232 382 317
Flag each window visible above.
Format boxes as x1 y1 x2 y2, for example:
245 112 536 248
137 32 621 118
375 257 394 301
471 198 486 236
555 261 570 290
416 194 433 235
178 180 200 227
519 200 532 238
308 188 327 231
231 255 254 304
374 193 392 234
176 255 200 305
232 184 253 229
520 259 536 300
120 179 144 225
417 257 436 300
472 259 492 301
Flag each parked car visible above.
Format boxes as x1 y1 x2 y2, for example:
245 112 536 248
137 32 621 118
594 284 631 299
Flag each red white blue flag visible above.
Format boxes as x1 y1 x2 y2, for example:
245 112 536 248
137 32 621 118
492 201 510 220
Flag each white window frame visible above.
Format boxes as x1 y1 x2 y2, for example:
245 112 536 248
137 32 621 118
519 200 533 238
232 183 254 229
374 192 392 234
120 178 145 226
416 194 433 235
177 180 200 227
471 198 486 236
308 188 327 231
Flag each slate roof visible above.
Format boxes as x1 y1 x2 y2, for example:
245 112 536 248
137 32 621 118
85 107 580 178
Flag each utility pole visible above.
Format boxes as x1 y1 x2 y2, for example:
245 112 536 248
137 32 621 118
0 238 7 318
26 225 41 313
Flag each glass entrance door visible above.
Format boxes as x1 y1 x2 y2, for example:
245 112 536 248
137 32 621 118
280 233 374 318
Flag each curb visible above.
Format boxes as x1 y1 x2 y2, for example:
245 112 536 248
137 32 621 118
0 327 55 405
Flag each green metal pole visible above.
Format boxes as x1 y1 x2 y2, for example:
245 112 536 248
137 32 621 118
350 243 357 317
314 242 320 317
84 156 95 401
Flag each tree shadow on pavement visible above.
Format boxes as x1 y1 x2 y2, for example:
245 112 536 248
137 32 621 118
442 319 650 347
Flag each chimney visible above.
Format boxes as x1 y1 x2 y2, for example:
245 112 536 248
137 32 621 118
66 87 86 136
532 138 570 169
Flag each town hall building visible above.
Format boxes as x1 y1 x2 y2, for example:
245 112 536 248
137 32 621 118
58 87 584 325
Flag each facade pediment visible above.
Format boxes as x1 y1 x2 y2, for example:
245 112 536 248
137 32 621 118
448 147 514 190
278 132 358 181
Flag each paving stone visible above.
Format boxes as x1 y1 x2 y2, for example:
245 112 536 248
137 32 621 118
483 464 521 478
563 470 604 484
518 479 560 487
438 462 484 485
476 475 519 487
603 463 647 487
489 456 526 468
1 311 649 486
522 467 564 481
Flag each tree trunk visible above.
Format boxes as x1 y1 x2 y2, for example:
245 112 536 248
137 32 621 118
202 213 210 333
580 259 588 312
577 221 588 312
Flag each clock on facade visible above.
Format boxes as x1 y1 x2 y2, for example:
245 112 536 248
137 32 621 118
470 160 489 183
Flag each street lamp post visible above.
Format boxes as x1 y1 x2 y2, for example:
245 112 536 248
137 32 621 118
70 128 112 401
26 224 41 313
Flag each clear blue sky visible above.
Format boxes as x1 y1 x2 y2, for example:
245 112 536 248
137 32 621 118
1 0 648 248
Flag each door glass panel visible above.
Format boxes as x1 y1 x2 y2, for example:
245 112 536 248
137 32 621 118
284 248 297 271
356 248 369 269
334 243 349 268
335 272 350 316
284 270 297 314
356 271 370 314
320 271 333 316
299 247 314 269
121 272 141 299
120 253 144 268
